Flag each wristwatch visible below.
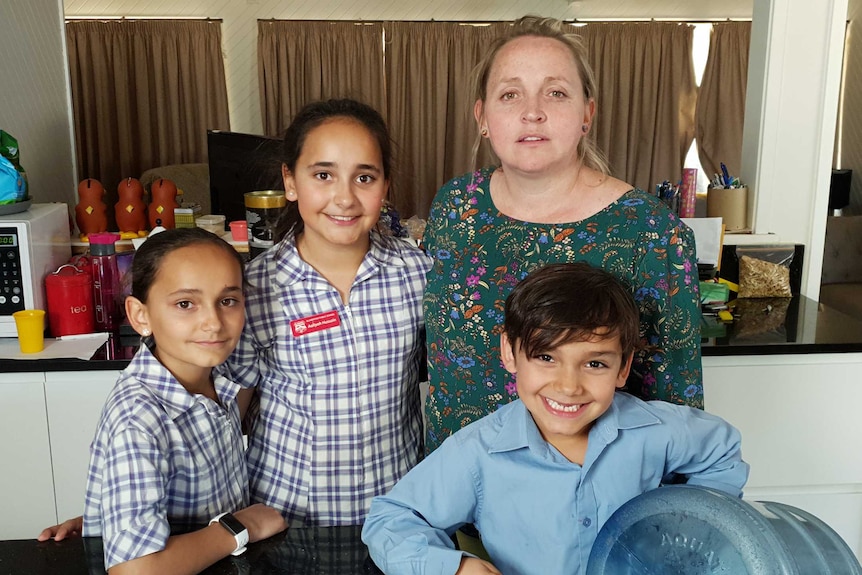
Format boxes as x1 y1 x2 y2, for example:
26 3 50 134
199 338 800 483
209 512 249 556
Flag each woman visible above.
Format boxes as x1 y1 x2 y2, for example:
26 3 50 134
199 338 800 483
423 16 702 452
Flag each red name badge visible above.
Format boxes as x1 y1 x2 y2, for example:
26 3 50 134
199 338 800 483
290 310 341 337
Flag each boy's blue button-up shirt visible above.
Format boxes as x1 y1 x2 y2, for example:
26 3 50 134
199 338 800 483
362 393 749 575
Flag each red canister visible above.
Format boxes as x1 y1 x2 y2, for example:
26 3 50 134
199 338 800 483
45 264 95 337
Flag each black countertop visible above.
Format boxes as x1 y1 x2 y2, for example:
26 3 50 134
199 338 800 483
0 526 382 575
2 297 862 374
0 332 136 373
701 296 862 356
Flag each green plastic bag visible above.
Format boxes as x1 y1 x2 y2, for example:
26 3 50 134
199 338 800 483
700 281 730 304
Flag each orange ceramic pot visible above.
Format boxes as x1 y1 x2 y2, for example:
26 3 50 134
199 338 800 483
75 178 108 235
115 177 147 233
148 178 179 229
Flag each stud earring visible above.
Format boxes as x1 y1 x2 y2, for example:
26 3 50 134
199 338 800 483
582 124 589 134
141 328 150 337
481 128 488 137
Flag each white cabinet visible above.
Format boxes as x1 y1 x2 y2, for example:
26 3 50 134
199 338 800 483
0 370 117 540
0 372 57 540
45 371 118 522
704 353 862 560
4 355 862 558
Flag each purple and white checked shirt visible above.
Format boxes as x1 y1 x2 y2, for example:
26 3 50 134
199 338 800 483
82 343 249 569
227 232 431 526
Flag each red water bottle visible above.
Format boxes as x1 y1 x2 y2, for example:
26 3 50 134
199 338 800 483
45 265 95 337
88 232 122 332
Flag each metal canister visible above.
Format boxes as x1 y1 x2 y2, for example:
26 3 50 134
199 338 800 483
245 191 286 258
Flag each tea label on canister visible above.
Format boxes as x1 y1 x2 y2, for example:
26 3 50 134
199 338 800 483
245 191 286 257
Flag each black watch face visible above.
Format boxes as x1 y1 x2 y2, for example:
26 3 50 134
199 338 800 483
220 513 246 535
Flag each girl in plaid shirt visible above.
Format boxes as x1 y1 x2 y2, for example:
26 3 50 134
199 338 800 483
226 99 431 526
40 229 287 573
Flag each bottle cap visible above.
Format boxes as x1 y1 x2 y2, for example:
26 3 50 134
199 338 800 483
88 232 120 256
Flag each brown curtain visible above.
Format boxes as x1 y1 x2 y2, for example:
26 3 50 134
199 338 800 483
385 22 507 218
258 21 386 138
579 22 696 192
696 22 751 180
66 20 230 223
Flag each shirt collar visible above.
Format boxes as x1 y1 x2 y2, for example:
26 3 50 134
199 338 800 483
487 400 545 455
130 343 239 420
487 394 662 457
273 231 407 288
591 393 662 443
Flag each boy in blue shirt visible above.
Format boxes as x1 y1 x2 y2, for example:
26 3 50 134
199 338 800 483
362 262 749 575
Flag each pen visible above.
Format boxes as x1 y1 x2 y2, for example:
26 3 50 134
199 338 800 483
720 163 731 187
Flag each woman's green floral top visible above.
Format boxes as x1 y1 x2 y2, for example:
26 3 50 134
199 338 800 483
423 167 703 452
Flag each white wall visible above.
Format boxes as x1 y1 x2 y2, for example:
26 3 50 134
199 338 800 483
741 0 847 298
0 0 77 208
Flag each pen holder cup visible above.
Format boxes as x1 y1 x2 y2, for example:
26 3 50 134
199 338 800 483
707 186 748 232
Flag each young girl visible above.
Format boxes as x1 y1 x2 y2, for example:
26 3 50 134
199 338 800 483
225 98 431 526
75 228 286 573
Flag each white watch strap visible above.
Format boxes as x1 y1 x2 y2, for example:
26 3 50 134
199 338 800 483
209 512 249 556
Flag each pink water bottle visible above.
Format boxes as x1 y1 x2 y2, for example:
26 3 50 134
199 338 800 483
88 232 122 331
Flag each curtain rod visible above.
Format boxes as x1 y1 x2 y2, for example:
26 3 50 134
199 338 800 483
257 18 751 25
258 19 499 24
572 17 752 23
65 16 222 22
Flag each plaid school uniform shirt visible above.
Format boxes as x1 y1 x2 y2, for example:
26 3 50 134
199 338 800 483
227 232 430 525
82 344 249 569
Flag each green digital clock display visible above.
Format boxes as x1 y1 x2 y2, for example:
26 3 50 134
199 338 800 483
0 234 17 247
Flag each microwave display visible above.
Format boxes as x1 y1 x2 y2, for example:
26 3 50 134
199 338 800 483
0 234 18 246
0 228 23 315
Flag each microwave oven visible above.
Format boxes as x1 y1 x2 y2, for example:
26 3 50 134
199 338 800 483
0 203 72 337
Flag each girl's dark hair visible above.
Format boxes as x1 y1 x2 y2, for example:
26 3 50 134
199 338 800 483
504 262 641 360
130 227 246 303
274 98 393 243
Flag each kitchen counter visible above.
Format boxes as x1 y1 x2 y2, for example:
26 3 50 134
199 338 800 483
1 297 862 375
0 332 136 373
2 297 862 374
701 296 862 355
0 525 382 574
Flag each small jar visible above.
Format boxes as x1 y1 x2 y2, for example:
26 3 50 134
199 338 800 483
245 191 286 258
196 214 226 235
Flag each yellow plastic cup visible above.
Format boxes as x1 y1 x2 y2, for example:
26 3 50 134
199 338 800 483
12 309 46 353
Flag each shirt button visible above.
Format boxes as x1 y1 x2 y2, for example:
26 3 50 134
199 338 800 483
582 517 592 527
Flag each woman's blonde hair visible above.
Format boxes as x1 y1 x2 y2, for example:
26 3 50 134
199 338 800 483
470 15 610 175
